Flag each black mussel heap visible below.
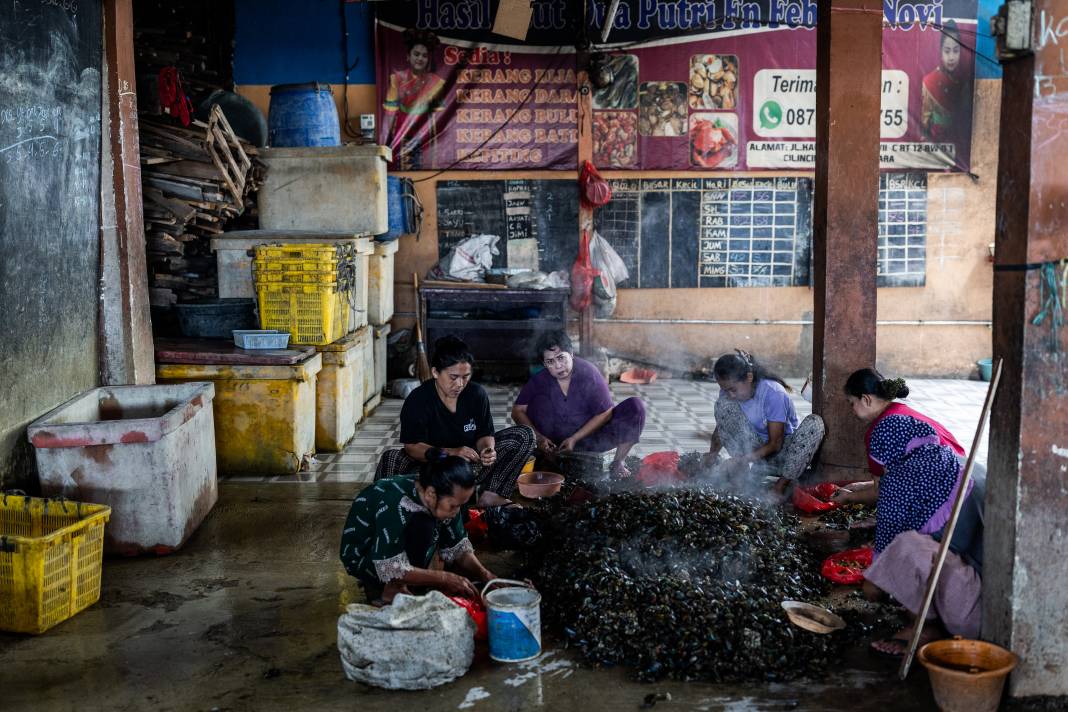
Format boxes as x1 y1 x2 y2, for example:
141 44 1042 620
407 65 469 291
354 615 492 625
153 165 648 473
534 488 855 682
818 503 877 531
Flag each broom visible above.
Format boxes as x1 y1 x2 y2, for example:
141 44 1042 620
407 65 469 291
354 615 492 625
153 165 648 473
413 272 432 382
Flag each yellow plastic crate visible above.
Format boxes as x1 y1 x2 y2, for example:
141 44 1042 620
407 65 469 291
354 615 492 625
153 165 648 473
252 268 341 285
256 282 352 345
0 495 111 634
254 243 352 266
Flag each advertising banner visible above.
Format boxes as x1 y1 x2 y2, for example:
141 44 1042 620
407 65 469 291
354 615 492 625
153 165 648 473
375 0 977 171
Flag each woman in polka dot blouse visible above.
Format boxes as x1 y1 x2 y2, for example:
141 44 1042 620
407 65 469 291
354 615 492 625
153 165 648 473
833 368 985 658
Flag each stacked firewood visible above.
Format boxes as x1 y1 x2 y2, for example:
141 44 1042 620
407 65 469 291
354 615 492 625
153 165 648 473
141 106 265 306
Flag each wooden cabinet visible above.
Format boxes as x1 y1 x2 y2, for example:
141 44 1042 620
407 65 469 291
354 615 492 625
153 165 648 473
420 286 569 380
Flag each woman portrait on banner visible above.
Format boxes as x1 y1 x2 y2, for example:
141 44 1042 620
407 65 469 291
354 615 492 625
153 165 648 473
920 20 972 161
382 29 447 170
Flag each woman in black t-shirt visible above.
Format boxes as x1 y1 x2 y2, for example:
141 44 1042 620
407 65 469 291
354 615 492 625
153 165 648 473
375 336 535 507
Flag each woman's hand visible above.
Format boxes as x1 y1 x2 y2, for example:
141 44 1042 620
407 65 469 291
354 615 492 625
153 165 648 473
480 447 497 467
447 447 480 463
438 571 479 599
558 437 578 453
536 433 557 453
830 488 855 505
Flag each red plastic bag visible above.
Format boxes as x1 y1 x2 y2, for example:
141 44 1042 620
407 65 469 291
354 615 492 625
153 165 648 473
792 481 864 515
637 451 684 487
158 67 194 126
464 508 488 543
820 546 875 585
447 596 488 641
579 160 612 208
569 230 600 312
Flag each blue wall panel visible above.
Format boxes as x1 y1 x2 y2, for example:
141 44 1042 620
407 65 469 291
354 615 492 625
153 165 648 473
234 0 376 85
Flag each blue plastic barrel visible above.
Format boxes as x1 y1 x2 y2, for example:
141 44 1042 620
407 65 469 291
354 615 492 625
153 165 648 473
267 83 340 147
380 176 408 241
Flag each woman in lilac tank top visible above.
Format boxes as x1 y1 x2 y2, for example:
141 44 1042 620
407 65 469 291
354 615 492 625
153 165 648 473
512 331 645 477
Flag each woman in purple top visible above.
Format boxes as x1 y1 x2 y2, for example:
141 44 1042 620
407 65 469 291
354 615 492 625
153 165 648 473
706 350 825 494
512 331 645 476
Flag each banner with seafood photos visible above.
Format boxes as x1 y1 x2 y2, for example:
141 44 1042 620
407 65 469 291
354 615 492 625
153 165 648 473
592 16 977 171
375 0 977 172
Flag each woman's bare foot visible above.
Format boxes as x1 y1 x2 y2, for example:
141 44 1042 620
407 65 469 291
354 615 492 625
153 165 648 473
870 623 944 658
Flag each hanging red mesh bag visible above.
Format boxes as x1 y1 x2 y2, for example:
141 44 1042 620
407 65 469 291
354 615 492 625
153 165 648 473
637 451 684 487
821 546 875 585
579 160 612 208
447 596 488 641
570 230 600 311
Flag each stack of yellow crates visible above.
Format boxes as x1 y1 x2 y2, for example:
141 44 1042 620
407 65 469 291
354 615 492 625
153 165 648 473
253 243 355 345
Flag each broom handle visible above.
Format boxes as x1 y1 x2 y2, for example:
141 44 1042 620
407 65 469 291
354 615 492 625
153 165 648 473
412 272 423 343
898 358 1003 679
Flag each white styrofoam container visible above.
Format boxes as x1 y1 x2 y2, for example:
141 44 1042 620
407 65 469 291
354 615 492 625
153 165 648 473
258 145 392 234
27 383 218 555
368 239 399 326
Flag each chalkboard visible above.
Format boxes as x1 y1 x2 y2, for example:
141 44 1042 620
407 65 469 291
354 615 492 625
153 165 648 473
0 3 103 450
436 174 928 289
436 180 580 273
597 177 814 288
878 173 927 287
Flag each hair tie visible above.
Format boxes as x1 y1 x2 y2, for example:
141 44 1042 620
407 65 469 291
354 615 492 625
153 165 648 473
734 349 754 368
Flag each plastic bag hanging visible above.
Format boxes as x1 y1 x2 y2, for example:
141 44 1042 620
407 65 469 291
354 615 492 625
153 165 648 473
570 229 600 312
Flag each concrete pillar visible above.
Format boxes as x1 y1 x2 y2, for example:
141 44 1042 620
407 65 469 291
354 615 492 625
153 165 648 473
810 0 883 477
99 0 155 385
984 0 1068 695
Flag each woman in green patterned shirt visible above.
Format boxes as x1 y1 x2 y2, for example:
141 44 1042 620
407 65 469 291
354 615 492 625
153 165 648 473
340 456 497 605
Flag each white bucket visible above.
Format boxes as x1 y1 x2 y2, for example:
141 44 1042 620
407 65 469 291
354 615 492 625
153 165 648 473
482 579 542 663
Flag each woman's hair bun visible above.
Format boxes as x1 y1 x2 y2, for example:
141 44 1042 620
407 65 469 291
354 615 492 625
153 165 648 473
880 377 910 400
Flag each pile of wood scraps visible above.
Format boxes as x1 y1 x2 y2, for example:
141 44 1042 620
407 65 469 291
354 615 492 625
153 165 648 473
141 106 265 305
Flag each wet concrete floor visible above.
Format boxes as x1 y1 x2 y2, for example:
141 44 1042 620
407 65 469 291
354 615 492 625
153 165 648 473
0 483 939 711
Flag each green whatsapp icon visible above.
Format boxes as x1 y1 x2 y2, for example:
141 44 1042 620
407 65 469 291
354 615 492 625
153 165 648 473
759 100 782 130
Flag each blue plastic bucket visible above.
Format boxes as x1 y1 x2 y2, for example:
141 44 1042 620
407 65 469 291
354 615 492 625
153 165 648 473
482 579 542 663
268 82 340 147
977 358 993 382
381 176 408 241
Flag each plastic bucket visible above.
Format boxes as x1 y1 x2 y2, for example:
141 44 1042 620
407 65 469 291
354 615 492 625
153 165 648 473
977 358 993 382
918 637 1017 712
380 176 411 241
268 82 340 147
482 579 542 662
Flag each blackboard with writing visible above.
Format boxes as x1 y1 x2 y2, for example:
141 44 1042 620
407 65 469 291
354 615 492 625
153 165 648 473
0 2 103 440
437 174 927 289
436 180 580 272
596 177 814 288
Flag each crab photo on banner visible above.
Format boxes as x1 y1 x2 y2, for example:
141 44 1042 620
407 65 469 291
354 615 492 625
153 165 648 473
374 0 978 171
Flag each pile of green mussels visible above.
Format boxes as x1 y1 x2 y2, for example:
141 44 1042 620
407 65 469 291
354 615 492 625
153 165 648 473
533 487 871 682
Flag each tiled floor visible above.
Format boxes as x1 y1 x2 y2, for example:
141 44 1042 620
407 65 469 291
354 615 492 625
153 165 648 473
226 377 991 484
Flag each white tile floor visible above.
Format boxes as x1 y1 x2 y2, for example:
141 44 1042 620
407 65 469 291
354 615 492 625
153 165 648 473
225 377 991 484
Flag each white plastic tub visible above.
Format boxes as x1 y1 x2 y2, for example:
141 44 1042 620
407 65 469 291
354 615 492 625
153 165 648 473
27 383 218 555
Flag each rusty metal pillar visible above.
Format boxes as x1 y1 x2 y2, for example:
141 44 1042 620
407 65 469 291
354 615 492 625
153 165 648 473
100 0 155 385
810 0 883 477
984 0 1068 696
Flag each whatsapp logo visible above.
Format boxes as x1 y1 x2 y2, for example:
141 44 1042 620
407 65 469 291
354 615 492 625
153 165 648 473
759 101 782 130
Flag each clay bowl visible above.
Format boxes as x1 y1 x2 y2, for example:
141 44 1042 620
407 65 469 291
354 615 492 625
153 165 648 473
781 600 846 635
517 471 564 499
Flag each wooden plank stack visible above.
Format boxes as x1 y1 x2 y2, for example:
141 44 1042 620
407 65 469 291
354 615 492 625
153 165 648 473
140 107 265 306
